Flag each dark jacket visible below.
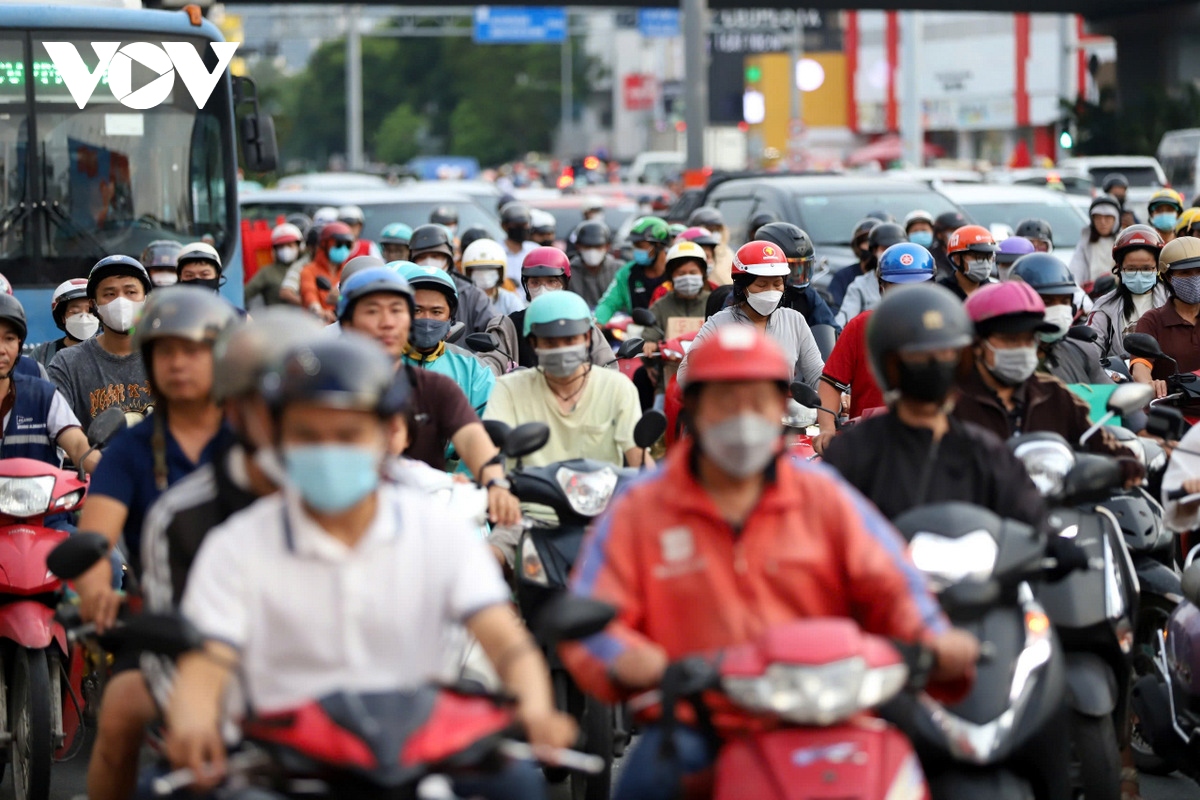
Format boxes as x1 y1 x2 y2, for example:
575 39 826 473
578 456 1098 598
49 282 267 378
823 411 1046 529
952 364 1128 458
936 274 969 301
1039 337 1112 386
450 271 501 335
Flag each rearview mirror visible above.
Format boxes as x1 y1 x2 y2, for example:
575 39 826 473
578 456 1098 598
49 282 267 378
88 407 127 448
1066 325 1099 344
633 410 666 450
46 533 110 580
241 113 279 173
615 337 645 360
504 422 550 460
315 276 332 292
1059 454 1123 501
1123 332 1166 361
533 595 617 643
465 332 499 353
630 308 658 328
483 420 511 450
1106 382 1154 416
1146 406 1188 442
110 613 203 658
790 381 821 409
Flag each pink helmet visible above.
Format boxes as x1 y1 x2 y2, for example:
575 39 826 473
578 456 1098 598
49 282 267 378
676 226 719 247
964 281 1056 337
521 246 572 280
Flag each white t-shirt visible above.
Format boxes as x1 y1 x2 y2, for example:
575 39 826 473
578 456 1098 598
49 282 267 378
181 483 508 713
504 241 539 285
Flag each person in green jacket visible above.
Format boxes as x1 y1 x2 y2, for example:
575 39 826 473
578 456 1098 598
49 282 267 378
593 216 671 324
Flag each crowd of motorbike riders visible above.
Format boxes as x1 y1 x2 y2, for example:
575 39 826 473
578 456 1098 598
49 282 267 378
8 181 1200 800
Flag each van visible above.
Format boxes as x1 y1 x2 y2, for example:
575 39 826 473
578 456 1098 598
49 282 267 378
1157 129 1200 205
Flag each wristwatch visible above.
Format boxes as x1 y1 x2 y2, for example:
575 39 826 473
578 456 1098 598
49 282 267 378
485 477 512 491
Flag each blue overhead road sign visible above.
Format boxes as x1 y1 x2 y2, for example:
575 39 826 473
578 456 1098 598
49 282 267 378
638 8 681 38
473 6 567 44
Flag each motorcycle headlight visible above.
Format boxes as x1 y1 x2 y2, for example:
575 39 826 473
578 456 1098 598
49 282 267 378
519 536 549 587
0 476 54 517
1012 438 1076 497
722 657 908 725
908 531 998 591
555 466 619 517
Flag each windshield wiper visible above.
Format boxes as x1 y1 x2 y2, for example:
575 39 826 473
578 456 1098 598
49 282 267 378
39 200 109 260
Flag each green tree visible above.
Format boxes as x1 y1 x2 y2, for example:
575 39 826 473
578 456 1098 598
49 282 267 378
374 103 426 164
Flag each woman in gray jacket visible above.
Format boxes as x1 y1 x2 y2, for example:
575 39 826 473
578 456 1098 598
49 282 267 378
1087 224 1169 358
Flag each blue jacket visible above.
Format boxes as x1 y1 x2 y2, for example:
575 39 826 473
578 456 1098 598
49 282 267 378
2 373 64 465
783 285 838 331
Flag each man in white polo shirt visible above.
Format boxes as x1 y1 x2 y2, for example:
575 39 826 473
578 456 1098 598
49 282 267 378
166 334 574 797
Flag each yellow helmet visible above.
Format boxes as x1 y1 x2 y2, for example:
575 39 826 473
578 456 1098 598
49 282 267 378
1158 235 1200 275
1149 188 1185 215
1177 207 1200 236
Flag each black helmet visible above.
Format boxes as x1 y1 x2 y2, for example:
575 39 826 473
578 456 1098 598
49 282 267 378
211 306 325 404
0 294 27 344
1010 253 1076 296
458 226 491 254
575 220 612 248
867 283 973 393
865 209 895 223
339 255 386 284
262 333 410 417
748 212 778 233
88 255 152 298
141 240 182 270
687 206 724 230
132 287 239 392
500 202 532 226
1102 173 1129 193
408 224 454 259
934 210 969 233
851 218 879 245
754 222 814 262
868 222 908 251
1090 193 1122 217
430 206 458 226
1015 218 1054 243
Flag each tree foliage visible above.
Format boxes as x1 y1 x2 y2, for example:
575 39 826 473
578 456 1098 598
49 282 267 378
1066 86 1200 156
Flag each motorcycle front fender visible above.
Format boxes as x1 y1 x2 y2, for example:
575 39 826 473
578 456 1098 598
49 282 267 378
1065 652 1119 717
0 601 64 651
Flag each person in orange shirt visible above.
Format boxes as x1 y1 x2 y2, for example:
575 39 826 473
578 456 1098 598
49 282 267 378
300 221 355 322
562 325 979 800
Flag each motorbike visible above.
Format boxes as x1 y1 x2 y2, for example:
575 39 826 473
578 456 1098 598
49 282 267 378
891 501 1075 799
0 406 125 800
623 617 932 800
1124 331 1200 429
1008 433 1136 800
501 411 666 800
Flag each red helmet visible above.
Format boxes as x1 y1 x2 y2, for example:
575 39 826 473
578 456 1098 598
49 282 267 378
271 222 303 246
1112 224 1164 266
964 281 1056 337
946 225 997 261
318 221 354 244
681 325 790 388
521 246 572 280
730 241 790 278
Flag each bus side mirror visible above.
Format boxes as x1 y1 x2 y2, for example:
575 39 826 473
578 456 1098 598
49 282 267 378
234 76 279 173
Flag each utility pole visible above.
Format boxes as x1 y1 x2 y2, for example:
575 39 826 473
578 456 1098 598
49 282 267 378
682 0 707 170
346 4 364 171
900 11 923 167
561 24 572 157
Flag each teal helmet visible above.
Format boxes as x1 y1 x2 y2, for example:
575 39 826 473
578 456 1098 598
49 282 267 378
385 260 420 273
397 262 458 316
380 223 413 245
629 216 671 246
524 290 592 337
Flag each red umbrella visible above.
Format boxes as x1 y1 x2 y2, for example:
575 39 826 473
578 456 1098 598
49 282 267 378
846 134 943 167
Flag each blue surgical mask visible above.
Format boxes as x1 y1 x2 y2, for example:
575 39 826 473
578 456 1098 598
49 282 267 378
328 244 351 265
1152 212 1178 232
283 444 381 513
909 230 935 248
632 249 653 267
1122 270 1157 295
410 318 452 350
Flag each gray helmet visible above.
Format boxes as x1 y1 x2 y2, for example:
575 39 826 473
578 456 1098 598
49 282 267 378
211 307 325 403
0 294 27 344
868 222 908 252
867 283 973 393
339 255 386 285
408 224 454 259
262 333 410 417
132 286 239 392
687 206 724 229
88 255 152 298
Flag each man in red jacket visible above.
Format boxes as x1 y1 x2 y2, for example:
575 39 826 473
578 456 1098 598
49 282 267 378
562 325 978 800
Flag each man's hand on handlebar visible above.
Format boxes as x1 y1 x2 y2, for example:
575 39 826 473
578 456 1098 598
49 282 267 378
930 628 980 682
611 645 669 691
76 559 121 633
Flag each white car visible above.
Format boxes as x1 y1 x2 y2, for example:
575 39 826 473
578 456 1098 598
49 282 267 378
1059 155 1169 213
938 184 1088 266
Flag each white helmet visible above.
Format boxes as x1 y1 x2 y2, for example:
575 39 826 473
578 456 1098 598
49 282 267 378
271 222 303 245
461 239 508 270
531 208 556 234
581 194 604 213
337 204 365 224
904 209 934 230
312 206 339 226
177 241 222 270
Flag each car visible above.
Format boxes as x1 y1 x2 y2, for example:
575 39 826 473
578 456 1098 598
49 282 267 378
239 187 504 244
1157 128 1200 204
991 167 1094 196
521 195 638 242
938 183 1088 263
275 172 390 192
1059 155 1169 210
409 179 502 215
695 174 965 296
628 151 685 185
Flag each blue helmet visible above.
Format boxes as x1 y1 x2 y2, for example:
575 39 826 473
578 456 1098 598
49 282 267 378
336 267 414 322
878 243 935 284
1010 253 1076 296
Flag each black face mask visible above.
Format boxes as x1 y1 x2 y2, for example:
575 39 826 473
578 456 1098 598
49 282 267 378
896 357 958 403
180 277 221 293
506 226 529 244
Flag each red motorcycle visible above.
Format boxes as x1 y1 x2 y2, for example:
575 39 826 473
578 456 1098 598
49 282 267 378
627 618 930 800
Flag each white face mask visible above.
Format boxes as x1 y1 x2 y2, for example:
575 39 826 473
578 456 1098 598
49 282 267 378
580 248 606 268
1039 304 1075 343
275 244 299 265
745 289 783 316
471 269 500 290
150 271 178 287
673 273 705 297
96 296 143 333
416 256 447 270
64 312 99 341
528 284 558 301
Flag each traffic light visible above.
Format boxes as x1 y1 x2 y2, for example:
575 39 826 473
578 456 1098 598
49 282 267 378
745 64 762 84
1059 123 1074 150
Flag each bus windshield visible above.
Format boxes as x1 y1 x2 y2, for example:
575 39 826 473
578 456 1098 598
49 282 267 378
0 32 234 287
